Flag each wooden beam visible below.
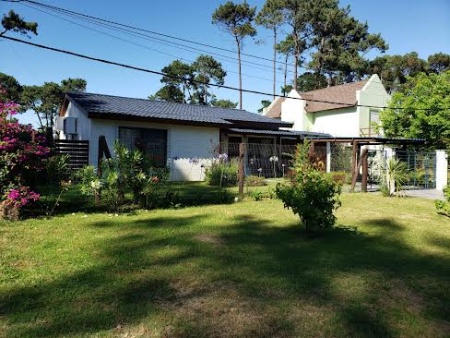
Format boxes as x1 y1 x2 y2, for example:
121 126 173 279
238 142 246 196
361 148 369 193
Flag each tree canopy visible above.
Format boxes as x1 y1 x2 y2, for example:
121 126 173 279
380 71 450 149
1 10 37 37
212 1 257 109
149 56 229 105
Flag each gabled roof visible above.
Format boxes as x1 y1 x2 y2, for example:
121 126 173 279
64 92 292 129
263 80 368 119
302 80 367 113
263 96 286 119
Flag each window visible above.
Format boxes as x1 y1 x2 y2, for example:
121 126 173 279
118 127 167 167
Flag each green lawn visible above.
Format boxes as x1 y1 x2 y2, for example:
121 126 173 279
1 193 449 337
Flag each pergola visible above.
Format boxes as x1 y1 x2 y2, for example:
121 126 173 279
309 136 427 192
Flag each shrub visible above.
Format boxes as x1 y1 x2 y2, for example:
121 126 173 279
435 185 450 217
327 171 346 186
276 142 342 232
246 175 267 187
205 156 238 186
77 142 172 211
0 101 50 219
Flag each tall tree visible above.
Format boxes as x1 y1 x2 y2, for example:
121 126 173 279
192 55 226 105
368 52 427 93
21 78 86 132
277 0 309 90
150 56 227 105
0 72 22 103
276 35 295 93
296 72 327 92
256 0 284 99
380 70 450 149
210 96 238 109
1 10 37 37
212 1 257 109
307 0 388 86
152 60 195 103
428 52 450 74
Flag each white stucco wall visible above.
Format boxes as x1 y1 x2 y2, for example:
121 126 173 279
312 107 359 137
280 90 308 131
57 101 91 140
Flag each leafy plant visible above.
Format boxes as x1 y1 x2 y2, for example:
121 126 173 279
245 175 267 187
435 185 450 217
276 142 342 232
205 156 238 186
384 157 408 196
248 190 263 201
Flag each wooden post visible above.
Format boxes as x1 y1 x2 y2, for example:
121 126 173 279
238 142 246 196
361 148 369 193
96 136 112 205
350 143 361 192
351 140 358 178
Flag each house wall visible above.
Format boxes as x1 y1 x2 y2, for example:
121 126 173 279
311 107 359 137
57 101 220 181
89 120 219 181
280 91 309 131
58 100 92 140
358 74 390 135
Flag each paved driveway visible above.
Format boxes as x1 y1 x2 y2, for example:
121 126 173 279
405 189 445 200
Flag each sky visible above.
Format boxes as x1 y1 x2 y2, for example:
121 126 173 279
1 0 450 126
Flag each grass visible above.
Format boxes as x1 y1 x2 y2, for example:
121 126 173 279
1 193 449 337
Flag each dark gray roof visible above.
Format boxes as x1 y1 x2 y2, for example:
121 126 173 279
227 128 331 138
66 92 292 128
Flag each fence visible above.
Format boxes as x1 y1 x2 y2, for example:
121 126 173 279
53 140 89 170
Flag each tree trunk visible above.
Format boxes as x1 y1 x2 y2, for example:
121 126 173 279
236 36 243 110
273 27 277 100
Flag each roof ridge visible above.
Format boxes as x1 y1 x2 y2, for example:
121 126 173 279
301 80 368 95
66 91 248 113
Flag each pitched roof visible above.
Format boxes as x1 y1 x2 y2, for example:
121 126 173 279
302 80 367 113
263 96 286 118
227 128 331 138
65 92 292 128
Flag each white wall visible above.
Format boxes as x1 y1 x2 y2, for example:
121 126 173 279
89 119 219 181
436 150 448 191
280 90 307 131
57 101 91 140
312 107 359 137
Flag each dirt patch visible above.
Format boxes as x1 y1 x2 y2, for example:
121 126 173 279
193 233 225 247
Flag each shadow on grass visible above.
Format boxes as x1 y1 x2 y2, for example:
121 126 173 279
2 213 449 337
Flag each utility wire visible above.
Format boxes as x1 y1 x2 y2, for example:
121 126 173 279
21 3 284 84
3 35 448 112
20 0 299 76
22 0 298 70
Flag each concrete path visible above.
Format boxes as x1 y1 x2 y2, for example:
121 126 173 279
404 189 445 200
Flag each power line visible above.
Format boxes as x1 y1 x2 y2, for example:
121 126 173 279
20 0 299 77
21 3 284 85
22 0 297 70
2 35 448 112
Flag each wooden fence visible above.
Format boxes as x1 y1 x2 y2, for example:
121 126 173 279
53 140 89 170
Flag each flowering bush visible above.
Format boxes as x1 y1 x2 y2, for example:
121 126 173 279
0 101 50 216
3 186 40 208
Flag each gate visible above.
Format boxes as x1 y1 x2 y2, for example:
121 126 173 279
367 149 437 190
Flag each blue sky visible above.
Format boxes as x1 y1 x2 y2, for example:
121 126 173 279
1 0 450 126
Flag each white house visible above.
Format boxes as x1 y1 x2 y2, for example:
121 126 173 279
264 74 390 137
56 92 328 181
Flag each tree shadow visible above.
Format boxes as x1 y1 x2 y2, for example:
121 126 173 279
2 213 449 337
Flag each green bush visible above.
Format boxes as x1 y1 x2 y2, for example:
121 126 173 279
205 159 238 186
276 142 342 232
245 175 267 187
327 171 346 186
435 185 450 217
